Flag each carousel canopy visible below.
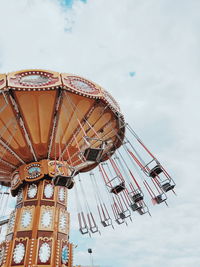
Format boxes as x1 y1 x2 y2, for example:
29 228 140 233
0 69 125 186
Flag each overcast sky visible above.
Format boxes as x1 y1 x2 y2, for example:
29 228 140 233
0 0 200 266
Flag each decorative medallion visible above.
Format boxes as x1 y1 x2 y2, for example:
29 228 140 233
61 245 69 264
26 163 41 180
58 187 66 202
41 210 53 228
27 184 38 199
13 243 25 264
20 74 50 86
65 76 99 95
39 243 51 263
21 210 32 228
0 246 5 266
17 188 23 203
44 184 54 199
8 70 60 89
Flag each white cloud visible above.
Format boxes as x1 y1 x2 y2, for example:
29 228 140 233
0 0 200 266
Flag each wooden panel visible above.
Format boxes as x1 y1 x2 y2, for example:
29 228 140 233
14 90 57 159
0 94 27 149
0 143 21 166
71 106 105 146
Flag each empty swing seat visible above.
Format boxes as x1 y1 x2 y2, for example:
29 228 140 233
84 147 104 162
90 226 99 234
130 203 140 211
130 203 145 215
116 218 124 224
101 219 112 227
53 175 75 189
137 208 145 215
154 194 166 204
80 227 89 235
119 212 126 220
110 182 125 194
102 221 108 227
149 165 163 178
131 193 143 203
161 182 175 192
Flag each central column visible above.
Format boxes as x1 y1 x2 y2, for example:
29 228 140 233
4 161 74 267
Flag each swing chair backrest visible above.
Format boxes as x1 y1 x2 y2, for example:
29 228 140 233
149 164 163 178
80 227 89 235
131 191 144 203
83 147 104 162
53 175 75 189
137 207 146 215
161 182 175 192
160 178 175 192
110 181 125 194
90 225 99 234
153 193 167 204
101 218 112 227
116 217 125 224
130 203 141 212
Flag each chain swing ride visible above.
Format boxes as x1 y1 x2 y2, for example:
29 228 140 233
0 69 176 267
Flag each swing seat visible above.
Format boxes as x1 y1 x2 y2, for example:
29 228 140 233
101 221 108 227
110 182 125 194
149 165 163 178
154 194 166 204
119 212 126 219
131 193 143 203
88 248 92 254
116 218 124 224
137 207 145 215
90 226 99 234
130 203 140 212
84 147 104 162
11 189 19 197
80 227 89 235
130 203 146 215
101 219 112 227
53 175 75 189
161 182 175 192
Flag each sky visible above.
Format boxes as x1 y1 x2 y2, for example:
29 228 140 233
0 0 200 266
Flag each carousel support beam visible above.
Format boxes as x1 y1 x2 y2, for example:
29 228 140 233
47 90 62 159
